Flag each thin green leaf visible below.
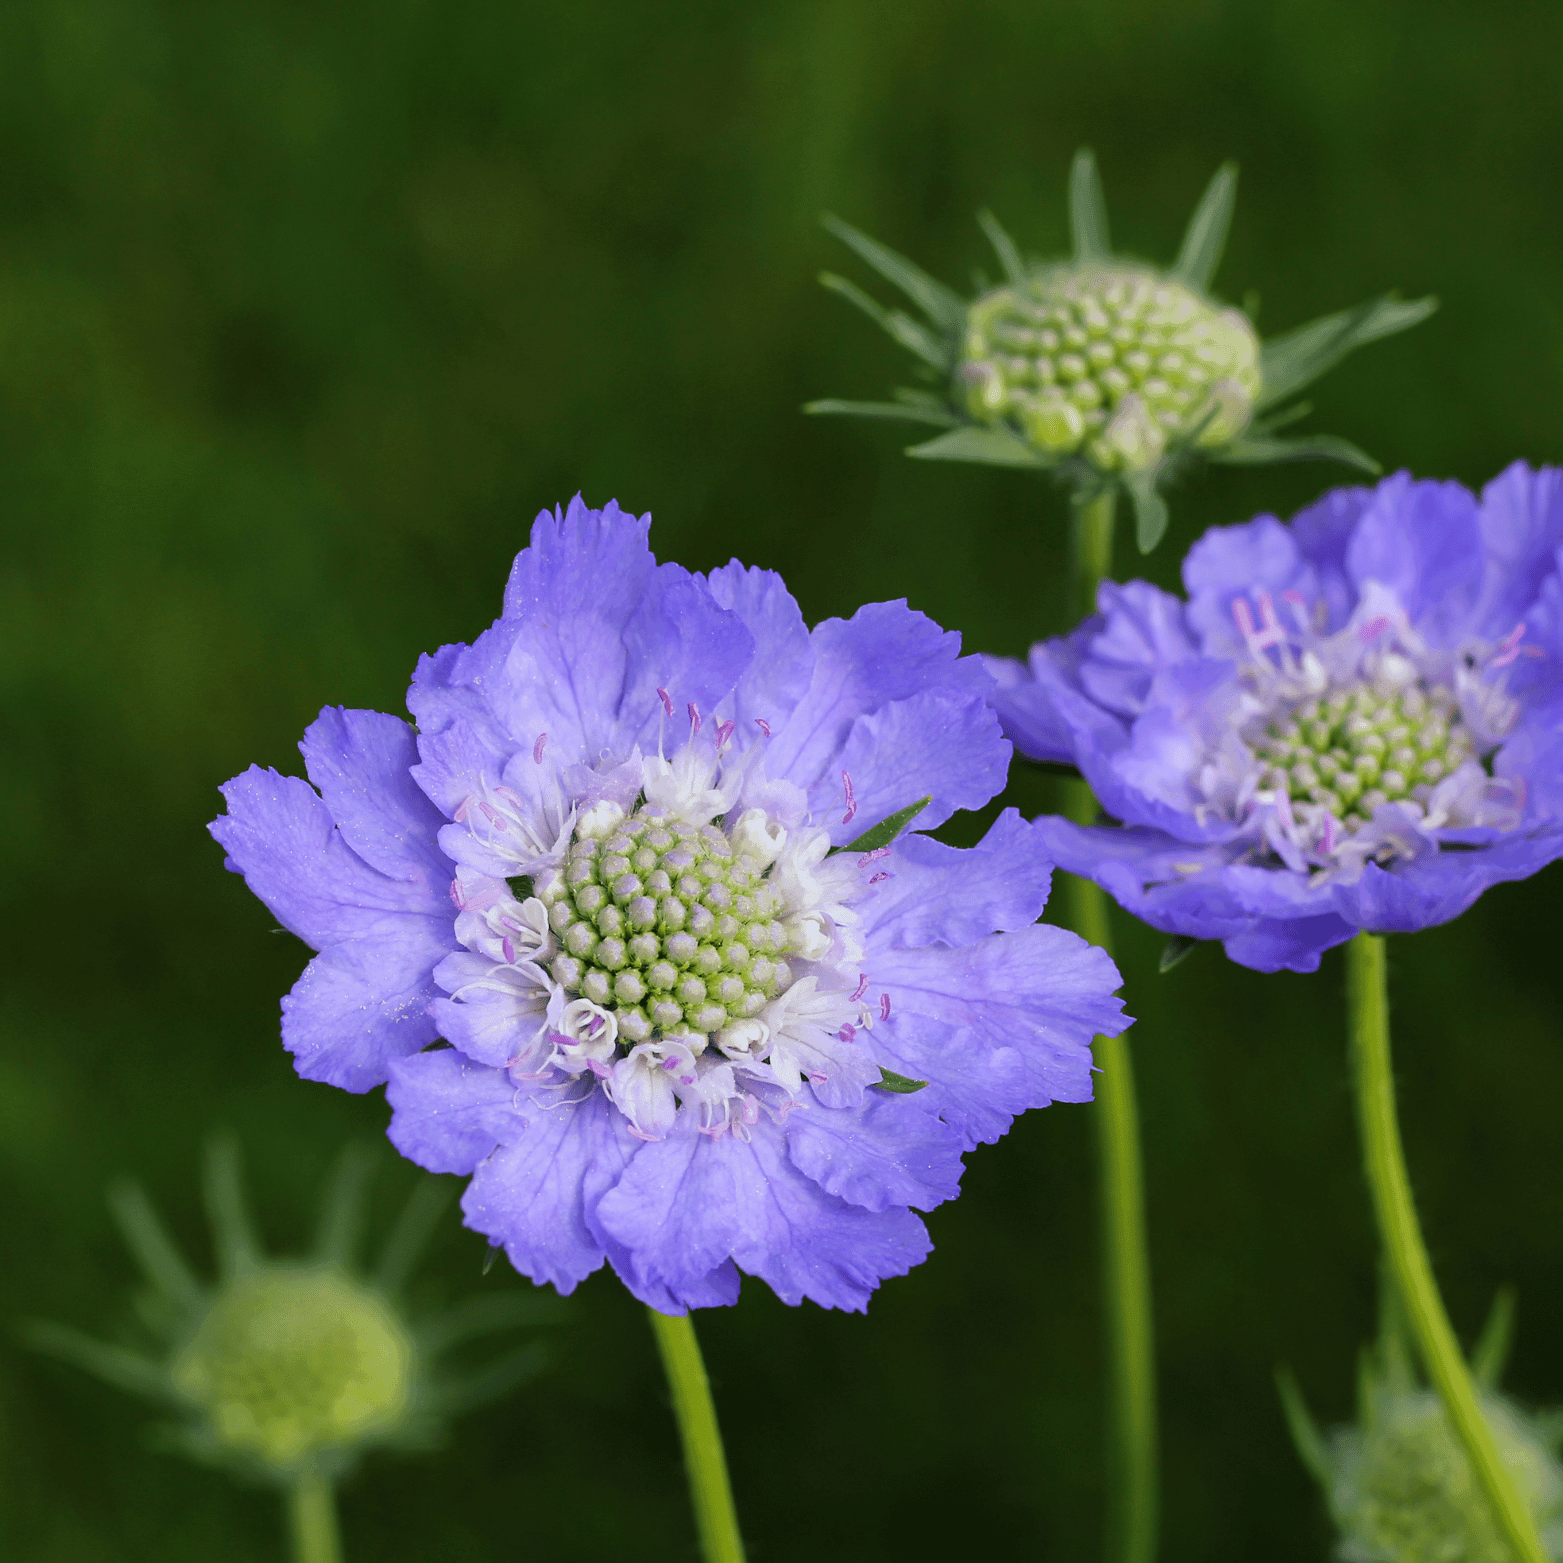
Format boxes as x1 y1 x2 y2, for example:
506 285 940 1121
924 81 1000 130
1069 148 1111 261
20 1321 175 1405
1173 162 1239 290
425 1342 553 1416
977 209 1024 284
1128 474 1170 554
1257 293 1437 409
1211 432 1380 474
202 1135 260 1280
373 1177 453 1295
418 1292 566 1357
314 1142 375 1269
108 1180 204 1317
818 273 951 371
1158 936 1199 973
1274 1366 1333 1488
1472 1287 1516 1391
893 387 947 410
906 425 1048 468
875 1069 929 1094
803 398 955 428
838 796 932 854
1251 399 1313 435
820 214 965 329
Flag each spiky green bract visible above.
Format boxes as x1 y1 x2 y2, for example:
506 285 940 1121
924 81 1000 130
1278 1289 1563 1563
22 1137 561 1487
808 148 1435 553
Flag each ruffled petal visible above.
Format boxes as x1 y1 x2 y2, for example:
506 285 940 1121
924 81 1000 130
702 561 815 748
785 1091 965 1212
211 766 446 946
280 922 451 1091
857 809 1053 950
595 1121 932 1312
867 923 1126 1149
815 688 1010 844
1183 512 1314 656
1080 580 1199 716
385 1049 526 1174
298 707 451 895
765 601 992 793
1220 915 1355 973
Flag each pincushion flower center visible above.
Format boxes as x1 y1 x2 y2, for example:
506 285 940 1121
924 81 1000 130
542 807 797 1050
1255 681 1475 831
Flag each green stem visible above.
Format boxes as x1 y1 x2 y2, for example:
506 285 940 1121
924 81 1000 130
1067 489 1158 1563
1346 932 1546 1563
286 1472 341 1563
647 1307 746 1563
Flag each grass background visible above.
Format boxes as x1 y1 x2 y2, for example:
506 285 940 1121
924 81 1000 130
3 0 1562 1557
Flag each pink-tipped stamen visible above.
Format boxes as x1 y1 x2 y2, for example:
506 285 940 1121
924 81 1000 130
868 871 893 885
657 686 674 717
850 973 869 1002
687 701 702 736
879 993 892 1022
715 719 736 750
837 1022 856 1043
501 936 516 964
754 717 771 737
533 733 548 764
841 770 857 825
1359 615 1394 643
1491 621 1528 668
453 799 470 824
859 846 891 865
449 879 465 909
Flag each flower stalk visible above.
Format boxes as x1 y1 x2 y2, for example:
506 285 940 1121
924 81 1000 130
287 1472 342 1563
1066 490 1158 1563
647 1308 746 1563
1346 931 1548 1563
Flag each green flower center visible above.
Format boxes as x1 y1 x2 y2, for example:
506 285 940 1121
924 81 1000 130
959 263 1259 470
542 811 797 1045
1254 683 1474 827
171 1267 412 1469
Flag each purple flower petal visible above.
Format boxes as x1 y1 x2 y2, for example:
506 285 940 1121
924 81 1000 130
386 1049 526 1174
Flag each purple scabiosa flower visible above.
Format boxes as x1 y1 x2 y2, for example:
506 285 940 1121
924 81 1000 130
212 498 1127 1313
987 464 1563 973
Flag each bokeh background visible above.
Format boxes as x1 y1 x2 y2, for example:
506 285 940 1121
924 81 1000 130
4 0 1563 1557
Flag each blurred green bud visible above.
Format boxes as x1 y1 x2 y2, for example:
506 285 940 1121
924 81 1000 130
1279 1287 1563 1563
807 148 1437 552
23 1138 561 1489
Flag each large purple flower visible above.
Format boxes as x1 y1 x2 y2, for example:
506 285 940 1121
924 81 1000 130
986 464 1563 974
212 499 1127 1313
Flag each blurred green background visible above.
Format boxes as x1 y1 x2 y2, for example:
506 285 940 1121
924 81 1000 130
3 0 1562 1557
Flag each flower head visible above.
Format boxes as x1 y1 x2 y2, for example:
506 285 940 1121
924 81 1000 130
986 464 1563 972
209 498 1128 1313
808 149 1435 551
23 1139 558 1485
1279 1293 1563 1563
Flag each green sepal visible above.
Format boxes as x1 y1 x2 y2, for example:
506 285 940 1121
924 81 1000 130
874 1068 929 1094
819 272 951 371
820 214 966 330
1127 473 1170 554
835 796 932 855
1068 148 1111 262
804 398 956 428
1471 1287 1517 1391
1256 293 1438 410
1172 161 1238 291
1158 935 1199 973
906 425 1048 468
1274 1365 1334 1489
1212 431 1380 474
977 208 1024 284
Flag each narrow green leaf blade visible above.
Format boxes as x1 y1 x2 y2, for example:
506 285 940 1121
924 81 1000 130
108 1181 204 1316
906 425 1048 468
821 214 966 329
1069 148 1111 261
837 796 931 854
1256 293 1437 409
1472 1287 1517 1391
1159 935 1199 973
977 208 1024 284
819 273 950 370
20 1321 176 1405
804 399 956 428
1211 431 1380 474
1128 475 1170 554
1275 1366 1333 1489
1172 161 1238 290
875 1068 929 1094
